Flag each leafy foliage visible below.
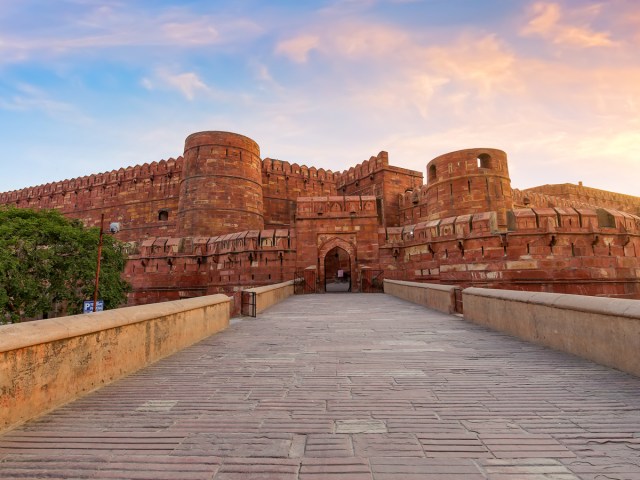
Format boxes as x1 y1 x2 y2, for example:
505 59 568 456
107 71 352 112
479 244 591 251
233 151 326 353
0 207 130 323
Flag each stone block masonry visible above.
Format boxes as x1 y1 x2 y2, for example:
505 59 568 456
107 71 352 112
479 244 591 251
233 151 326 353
1 130 639 311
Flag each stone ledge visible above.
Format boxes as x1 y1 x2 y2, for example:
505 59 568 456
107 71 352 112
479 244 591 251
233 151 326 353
0 295 231 433
463 287 640 319
244 280 295 315
462 288 640 377
0 294 230 353
383 279 459 314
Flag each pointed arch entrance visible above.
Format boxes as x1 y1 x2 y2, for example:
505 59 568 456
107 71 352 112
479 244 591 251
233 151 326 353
324 246 351 292
318 237 357 293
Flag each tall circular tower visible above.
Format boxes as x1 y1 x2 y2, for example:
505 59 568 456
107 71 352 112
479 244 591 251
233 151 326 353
177 131 264 236
425 148 513 227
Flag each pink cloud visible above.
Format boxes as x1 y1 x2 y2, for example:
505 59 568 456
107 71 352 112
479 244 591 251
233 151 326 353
275 35 320 63
522 2 617 48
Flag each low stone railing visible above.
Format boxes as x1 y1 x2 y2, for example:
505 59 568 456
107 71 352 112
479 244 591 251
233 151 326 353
383 279 460 314
243 280 295 315
462 288 640 377
0 294 231 433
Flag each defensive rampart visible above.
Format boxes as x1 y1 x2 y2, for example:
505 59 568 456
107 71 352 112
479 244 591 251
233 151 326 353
262 158 338 228
379 206 640 298
335 151 423 227
0 295 231 434
462 288 640 377
522 183 640 216
0 158 184 242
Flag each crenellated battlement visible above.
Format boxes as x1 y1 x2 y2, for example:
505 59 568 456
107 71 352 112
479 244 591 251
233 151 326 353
135 229 294 258
262 158 338 182
512 188 597 212
334 151 389 188
388 207 640 244
518 183 640 216
0 157 183 205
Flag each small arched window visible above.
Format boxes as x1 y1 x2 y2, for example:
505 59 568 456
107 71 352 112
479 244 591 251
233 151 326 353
428 164 437 182
477 153 492 169
158 209 169 221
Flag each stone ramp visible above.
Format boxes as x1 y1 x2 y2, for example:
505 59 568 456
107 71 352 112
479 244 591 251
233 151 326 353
1 293 640 479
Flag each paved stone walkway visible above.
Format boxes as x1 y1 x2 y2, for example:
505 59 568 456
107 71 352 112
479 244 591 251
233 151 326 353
2 294 640 479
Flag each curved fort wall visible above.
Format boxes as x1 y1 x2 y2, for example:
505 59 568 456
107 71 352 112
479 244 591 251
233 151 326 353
519 184 640 216
177 131 264 236
424 148 513 227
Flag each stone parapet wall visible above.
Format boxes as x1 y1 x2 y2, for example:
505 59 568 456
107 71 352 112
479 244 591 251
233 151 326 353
462 288 640 377
243 280 295 314
378 207 640 298
0 294 231 434
521 183 640 216
383 279 459 314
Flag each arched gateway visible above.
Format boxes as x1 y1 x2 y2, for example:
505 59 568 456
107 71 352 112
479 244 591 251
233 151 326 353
318 237 357 293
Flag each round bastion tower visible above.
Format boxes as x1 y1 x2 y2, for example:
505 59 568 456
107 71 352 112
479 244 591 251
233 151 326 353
425 148 513 228
177 131 265 236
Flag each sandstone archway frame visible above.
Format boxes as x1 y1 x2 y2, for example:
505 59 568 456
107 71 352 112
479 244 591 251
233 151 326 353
318 236 357 292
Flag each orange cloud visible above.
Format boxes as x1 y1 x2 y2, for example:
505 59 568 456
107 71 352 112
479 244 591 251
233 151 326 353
522 2 617 47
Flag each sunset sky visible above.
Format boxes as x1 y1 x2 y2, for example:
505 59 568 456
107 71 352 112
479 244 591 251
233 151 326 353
0 0 638 196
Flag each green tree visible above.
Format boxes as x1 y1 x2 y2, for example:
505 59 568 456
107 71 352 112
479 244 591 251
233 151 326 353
0 207 130 323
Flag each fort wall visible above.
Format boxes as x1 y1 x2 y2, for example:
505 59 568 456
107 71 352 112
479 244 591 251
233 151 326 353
178 131 264 236
378 206 640 298
334 152 423 227
0 158 184 242
261 158 338 229
522 183 640 216
1 130 638 308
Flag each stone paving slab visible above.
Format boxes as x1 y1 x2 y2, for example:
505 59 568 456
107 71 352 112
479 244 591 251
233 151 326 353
2 293 640 479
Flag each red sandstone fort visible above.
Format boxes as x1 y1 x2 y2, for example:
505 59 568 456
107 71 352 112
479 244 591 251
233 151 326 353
1 131 639 308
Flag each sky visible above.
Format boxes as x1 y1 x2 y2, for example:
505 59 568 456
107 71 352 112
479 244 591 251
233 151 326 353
0 0 638 197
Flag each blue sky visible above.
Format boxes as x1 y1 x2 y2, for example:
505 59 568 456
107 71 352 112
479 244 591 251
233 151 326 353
0 0 638 196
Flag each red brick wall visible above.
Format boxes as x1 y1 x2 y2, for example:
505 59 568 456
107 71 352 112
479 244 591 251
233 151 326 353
334 152 423 227
515 184 640 216
177 131 264 236
0 158 184 242
261 158 337 229
379 206 640 299
1 131 638 305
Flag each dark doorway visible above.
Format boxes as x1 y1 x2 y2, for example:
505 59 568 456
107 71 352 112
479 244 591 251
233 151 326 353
324 246 351 293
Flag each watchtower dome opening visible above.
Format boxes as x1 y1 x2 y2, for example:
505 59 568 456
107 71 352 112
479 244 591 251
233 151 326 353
428 164 437 183
477 153 492 169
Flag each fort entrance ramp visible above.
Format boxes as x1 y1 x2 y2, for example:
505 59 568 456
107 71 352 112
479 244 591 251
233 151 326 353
2 294 640 479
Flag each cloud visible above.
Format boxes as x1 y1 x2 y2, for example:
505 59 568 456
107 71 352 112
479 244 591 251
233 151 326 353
0 4 262 64
275 35 320 63
142 69 211 100
0 83 86 119
522 2 617 47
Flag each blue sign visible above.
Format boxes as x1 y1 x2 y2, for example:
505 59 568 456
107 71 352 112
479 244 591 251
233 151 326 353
83 300 104 313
